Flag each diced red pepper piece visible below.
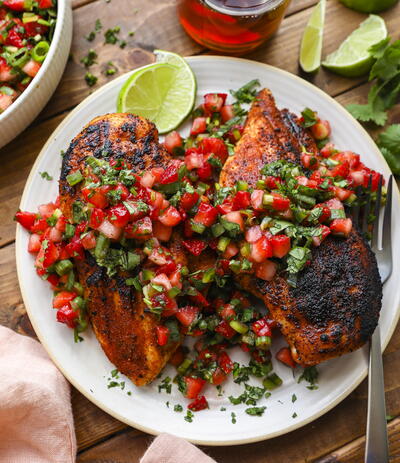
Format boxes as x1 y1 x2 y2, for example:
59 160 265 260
215 320 236 339
176 305 200 327
184 376 206 399
252 318 272 337
218 351 234 374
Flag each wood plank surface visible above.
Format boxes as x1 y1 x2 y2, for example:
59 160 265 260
1 0 400 461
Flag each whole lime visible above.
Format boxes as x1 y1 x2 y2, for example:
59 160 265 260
339 0 398 13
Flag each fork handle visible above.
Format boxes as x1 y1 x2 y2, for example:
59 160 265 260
365 325 389 463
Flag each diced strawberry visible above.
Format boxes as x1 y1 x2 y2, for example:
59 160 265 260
152 273 172 291
254 260 277 281
193 202 218 227
176 305 200 327
89 208 105 229
364 171 383 192
28 233 41 253
332 150 360 169
276 347 297 368
38 0 53 8
270 234 291 258
169 269 183 289
189 291 210 307
56 305 79 329
22 59 41 78
163 131 183 154
0 93 13 112
180 191 199 211
108 204 130 228
38 202 56 219
184 376 206 399
334 186 354 201
197 161 213 180
218 303 236 321
185 149 203 171
272 193 290 211
148 248 168 266
349 169 366 187
15 211 37 230
211 367 227 386
251 190 265 211
3 0 25 11
216 197 234 215
312 224 331 246
35 240 60 269
222 242 239 259
188 395 209 411
320 142 336 158
64 240 85 261
169 346 185 367
46 273 60 289
218 351 234 374
55 215 67 232
330 160 350 179
182 238 207 256
160 159 183 184
156 325 169 346
81 231 96 249
158 206 182 227
152 221 173 242
204 93 225 112
220 104 235 123
311 119 331 140
265 176 282 189
6 28 24 48
97 220 122 240
215 320 236 339
252 318 272 337
125 217 152 239
81 185 111 209
232 191 251 210
190 117 207 136
313 204 331 224
31 218 48 234
300 152 319 170
330 218 352 237
53 291 77 309
198 137 228 164
140 171 156 188
222 211 244 232
245 225 262 244
250 236 272 263
48 227 63 243
324 197 344 211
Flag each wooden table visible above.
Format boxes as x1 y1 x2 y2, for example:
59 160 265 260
1 0 400 461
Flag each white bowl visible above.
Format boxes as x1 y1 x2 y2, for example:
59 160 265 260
0 0 73 148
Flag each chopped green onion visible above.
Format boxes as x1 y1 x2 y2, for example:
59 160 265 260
66 170 84 186
211 222 225 237
31 40 50 62
255 335 271 349
177 358 192 375
202 268 215 283
263 373 282 390
229 320 248 334
236 180 248 191
141 269 155 282
71 296 85 311
65 270 75 290
191 220 206 234
256 179 266 190
73 282 84 295
240 242 250 257
94 234 110 260
217 236 230 252
55 259 73 276
168 287 181 298
64 223 75 239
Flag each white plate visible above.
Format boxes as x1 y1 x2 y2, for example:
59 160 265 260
16 56 400 445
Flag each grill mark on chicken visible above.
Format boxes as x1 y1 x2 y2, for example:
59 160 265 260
59 113 183 386
220 89 382 365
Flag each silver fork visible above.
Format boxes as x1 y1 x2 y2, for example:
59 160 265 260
352 175 393 463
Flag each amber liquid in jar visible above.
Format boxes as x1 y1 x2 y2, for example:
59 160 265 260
177 0 291 54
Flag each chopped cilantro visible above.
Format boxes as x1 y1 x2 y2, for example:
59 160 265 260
298 366 319 389
231 412 237 424
245 406 266 416
292 412 298 418
158 376 172 394
174 404 183 413
300 107 318 128
39 171 53 181
230 79 260 104
184 410 194 422
291 393 297 403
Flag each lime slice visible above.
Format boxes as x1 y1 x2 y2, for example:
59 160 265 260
339 0 398 13
322 15 387 77
299 0 326 73
117 53 196 133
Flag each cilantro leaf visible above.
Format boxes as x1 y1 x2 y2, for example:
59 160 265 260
377 124 400 175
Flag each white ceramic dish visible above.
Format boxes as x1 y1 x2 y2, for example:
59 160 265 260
16 56 400 445
0 0 72 149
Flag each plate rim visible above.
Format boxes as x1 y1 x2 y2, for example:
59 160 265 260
15 55 400 446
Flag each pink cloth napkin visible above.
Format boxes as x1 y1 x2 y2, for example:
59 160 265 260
141 434 216 463
0 325 216 463
0 326 76 463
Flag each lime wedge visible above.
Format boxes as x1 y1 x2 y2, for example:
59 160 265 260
117 53 196 133
299 0 326 73
322 15 387 77
339 0 398 13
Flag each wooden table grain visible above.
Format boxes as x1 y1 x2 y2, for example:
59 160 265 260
1 0 400 461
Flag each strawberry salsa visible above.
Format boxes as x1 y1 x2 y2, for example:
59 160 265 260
0 0 56 113
15 80 384 414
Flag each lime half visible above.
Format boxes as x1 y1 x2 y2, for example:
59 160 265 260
339 0 398 13
322 15 387 77
299 0 326 73
117 52 196 133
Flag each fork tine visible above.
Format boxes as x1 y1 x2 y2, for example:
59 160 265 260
382 175 393 254
361 175 373 235
371 175 383 250
352 185 363 228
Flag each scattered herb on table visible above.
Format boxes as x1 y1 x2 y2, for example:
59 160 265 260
104 26 121 45
85 19 102 41
346 38 400 126
104 61 118 76
85 72 98 87
81 49 98 68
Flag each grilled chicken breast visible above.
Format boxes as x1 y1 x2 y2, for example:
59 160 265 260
221 89 382 365
59 113 183 385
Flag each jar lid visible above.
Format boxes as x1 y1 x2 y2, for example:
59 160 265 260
204 0 285 16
